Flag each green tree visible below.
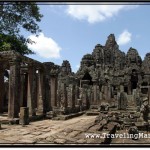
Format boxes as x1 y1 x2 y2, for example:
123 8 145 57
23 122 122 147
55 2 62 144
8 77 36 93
0 2 43 55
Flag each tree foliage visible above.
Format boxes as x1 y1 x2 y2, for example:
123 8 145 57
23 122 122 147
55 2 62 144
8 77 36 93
0 2 43 55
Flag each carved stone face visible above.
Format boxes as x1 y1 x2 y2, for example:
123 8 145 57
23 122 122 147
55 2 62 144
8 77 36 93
61 66 66 72
109 36 113 43
126 49 141 65
106 34 115 48
146 55 150 63
95 50 99 58
81 60 89 67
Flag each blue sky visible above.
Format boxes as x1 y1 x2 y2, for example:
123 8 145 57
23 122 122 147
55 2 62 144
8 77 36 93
24 3 150 72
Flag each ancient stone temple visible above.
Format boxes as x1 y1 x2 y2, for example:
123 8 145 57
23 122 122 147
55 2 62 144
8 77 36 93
75 34 150 112
0 34 150 123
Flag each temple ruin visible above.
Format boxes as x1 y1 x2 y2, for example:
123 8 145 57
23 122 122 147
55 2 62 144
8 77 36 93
0 34 150 127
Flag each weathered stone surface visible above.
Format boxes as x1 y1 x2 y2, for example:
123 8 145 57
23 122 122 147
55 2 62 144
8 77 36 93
19 107 29 125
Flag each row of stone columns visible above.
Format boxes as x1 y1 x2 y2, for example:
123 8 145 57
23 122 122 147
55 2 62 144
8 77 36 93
79 80 114 107
56 82 77 113
0 59 59 119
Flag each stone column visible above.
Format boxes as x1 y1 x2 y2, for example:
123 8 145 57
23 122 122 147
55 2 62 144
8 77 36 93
107 85 111 103
19 107 29 125
0 64 4 113
20 70 28 107
50 75 57 109
104 85 108 102
111 86 114 98
20 70 24 107
128 82 132 95
82 85 88 109
44 76 51 112
68 84 75 109
27 65 36 116
99 91 102 101
23 73 28 107
61 83 67 108
93 80 97 105
37 69 45 114
148 86 150 105
75 85 79 105
8 60 21 118
117 92 121 110
57 89 60 107
120 85 124 92
91 90 94 105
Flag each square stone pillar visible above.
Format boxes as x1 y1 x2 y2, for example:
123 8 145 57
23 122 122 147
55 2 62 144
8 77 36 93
27 65 36 116
20 71 28 107
0 64 4 113
68 84 75 109
60 83 67 109
75 85 79 105
82 86 88 109
19 107 29 125
128 82 132 95
20 70 24 107
44 76 51 111
104 85 108 101
108 85 112 103
50 76 57 108
37 70 45 114
120 85 124 92
93 80 98 105
148 86 150 105
111 86 114 98
8 60 21 118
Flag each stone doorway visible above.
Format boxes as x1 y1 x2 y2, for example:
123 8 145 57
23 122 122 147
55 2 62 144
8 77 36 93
131 69 138 91
82 72 93 85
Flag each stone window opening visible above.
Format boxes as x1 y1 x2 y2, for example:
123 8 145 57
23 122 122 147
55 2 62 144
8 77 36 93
131 69 138 90
124 86 128 93
141 82 148 86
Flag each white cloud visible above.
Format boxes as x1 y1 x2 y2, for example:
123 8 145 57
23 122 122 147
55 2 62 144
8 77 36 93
27 33 61 59
117 30 132 45
66 5 138 23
